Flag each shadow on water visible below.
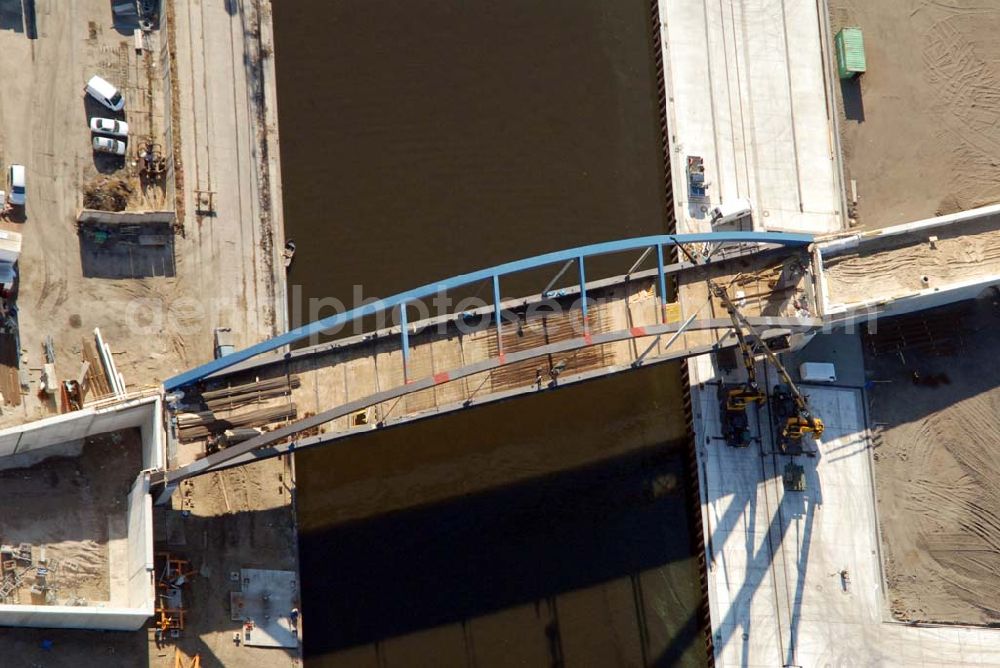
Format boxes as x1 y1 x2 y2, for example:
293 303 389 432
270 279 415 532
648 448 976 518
269 0 708 663
293 363 707 666
299 442 702 660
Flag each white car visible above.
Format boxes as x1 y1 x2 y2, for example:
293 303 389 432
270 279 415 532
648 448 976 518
85 75 125 112
90 117 129 138
93 136 127 156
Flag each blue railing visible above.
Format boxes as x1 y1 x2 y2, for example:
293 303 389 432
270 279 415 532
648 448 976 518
164 232 812 390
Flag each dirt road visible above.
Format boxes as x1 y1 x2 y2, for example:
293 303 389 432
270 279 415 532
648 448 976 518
0 0 296 665
0 0 285 425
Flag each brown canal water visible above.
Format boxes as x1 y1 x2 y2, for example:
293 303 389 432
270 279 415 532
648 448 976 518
272 0 707 665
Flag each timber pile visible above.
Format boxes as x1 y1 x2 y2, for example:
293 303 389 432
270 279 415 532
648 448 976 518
177 402 297 442
82 338 114 400
199 375 300 412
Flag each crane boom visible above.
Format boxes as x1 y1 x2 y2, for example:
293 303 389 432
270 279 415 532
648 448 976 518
709 281 824 447
664 237 822 450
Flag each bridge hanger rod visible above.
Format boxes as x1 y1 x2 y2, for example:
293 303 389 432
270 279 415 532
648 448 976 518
627 247 654 276
158 313 819 486
542 260 575 297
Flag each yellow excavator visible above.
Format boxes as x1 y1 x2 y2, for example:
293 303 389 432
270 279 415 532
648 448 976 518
716 292 767 448
669 237 823 453
710 282 824 453
721 305 767 412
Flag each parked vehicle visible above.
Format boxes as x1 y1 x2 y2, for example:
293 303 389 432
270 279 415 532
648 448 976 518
112 0 138 20
7 165 25 206
90 117 129 138
85 75 124 111
93 136 127 156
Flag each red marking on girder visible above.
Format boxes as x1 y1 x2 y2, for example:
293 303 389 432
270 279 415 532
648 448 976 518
630 326 646 337
433 371 450 384
584 330 592 345
499 352 506 365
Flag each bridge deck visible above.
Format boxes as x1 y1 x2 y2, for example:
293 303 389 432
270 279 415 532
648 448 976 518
169 246 818 475
823 212 1000 309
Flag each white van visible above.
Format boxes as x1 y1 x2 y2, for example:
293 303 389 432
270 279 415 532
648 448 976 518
85 75 125 112
7 165 25 207
799 362 837 383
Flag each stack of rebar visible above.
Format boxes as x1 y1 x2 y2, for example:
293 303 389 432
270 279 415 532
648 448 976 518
176 374 300 442
199 375 300 412
177 402 297 442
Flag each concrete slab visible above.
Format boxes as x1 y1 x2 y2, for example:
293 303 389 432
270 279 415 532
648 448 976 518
691 353 1000 666
233 568 299 649
659 0 844 235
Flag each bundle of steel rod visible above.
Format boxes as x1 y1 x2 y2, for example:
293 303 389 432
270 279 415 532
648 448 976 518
198 375 300 412
177 402 297 442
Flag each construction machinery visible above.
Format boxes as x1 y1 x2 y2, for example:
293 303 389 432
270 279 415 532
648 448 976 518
717 383 753 448
154 553 196 643
710 282 824 454
174 648 201 668
716 292 767 447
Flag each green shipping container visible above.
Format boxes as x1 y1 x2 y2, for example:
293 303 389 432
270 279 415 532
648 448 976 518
835 27 866 79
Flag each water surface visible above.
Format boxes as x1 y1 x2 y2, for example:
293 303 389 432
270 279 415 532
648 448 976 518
272 0 706 664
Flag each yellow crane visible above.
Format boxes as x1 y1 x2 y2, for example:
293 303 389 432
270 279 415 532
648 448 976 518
710 281 824 450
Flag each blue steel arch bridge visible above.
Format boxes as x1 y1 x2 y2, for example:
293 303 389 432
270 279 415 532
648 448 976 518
155 231 817 491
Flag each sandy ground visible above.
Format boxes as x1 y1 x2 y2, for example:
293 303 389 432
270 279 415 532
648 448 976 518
830 1 1000 229
0 0 296 665
0 0 284 427
0 429 142 606
868 294 1000 624
0 0 173 423
823 214 1000 305
149 457 299 668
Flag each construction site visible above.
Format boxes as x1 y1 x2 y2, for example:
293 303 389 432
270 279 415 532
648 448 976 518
827 0 1000 634
0 0 294 665
831 0 1000 229
0 0 996 666
0 431 141 611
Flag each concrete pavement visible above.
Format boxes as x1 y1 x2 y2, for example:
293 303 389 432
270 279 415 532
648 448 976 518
690 346 1000 666
659 0 845 236
172 0 286 350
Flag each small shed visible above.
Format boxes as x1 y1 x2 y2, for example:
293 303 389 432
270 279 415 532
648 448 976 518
835 27 866 79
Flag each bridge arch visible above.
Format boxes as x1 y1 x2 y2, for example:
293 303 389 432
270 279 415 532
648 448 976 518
165 231 812 391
